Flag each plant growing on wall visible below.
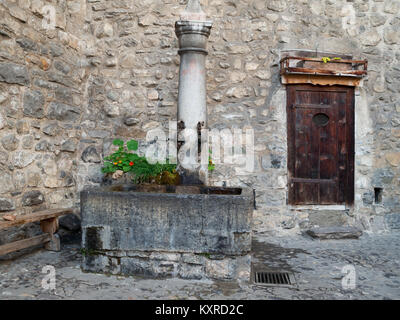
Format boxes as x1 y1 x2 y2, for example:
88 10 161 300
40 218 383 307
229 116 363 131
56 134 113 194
101 139 179 185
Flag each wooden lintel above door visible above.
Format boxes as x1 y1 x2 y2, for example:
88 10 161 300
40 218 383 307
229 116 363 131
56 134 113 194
281 74 362 87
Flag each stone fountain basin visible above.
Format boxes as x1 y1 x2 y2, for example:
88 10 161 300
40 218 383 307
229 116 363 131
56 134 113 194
80 185 254 280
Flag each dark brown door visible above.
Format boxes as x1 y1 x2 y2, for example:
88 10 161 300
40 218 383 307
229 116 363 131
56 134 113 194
287 84 354 205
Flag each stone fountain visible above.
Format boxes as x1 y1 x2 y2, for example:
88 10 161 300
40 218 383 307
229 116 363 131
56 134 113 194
80 1 254 281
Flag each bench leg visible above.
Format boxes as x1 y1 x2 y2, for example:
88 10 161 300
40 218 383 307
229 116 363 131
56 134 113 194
40 217 61 252
45 234 60 251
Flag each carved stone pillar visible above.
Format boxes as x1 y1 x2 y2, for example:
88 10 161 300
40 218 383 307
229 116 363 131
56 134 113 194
175 0 212 184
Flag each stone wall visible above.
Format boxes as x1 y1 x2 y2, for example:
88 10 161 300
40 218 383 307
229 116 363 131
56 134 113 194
0 0 92 220
0 0 399 236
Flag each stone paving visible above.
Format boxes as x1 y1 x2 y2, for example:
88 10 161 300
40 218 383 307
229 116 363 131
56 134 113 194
0 232 399 300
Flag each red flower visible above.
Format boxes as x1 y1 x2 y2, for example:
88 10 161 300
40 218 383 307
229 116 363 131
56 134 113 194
129 162 134 166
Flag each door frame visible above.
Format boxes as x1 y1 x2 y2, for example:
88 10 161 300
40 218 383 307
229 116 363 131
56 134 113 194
286 84 355 206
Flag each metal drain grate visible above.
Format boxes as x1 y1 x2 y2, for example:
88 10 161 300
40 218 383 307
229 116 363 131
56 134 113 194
253 271 296 287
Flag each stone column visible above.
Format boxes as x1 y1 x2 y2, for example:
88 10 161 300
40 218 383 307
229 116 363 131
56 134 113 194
175 0 212 184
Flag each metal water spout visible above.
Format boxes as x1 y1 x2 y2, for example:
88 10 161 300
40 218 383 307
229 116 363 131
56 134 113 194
175 0 212 184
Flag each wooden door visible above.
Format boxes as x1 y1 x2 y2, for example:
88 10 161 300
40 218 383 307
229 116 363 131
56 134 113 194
287 85 354 205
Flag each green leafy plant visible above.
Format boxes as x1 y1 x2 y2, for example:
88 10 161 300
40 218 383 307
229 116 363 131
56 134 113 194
198 252 212 259
101 139 179 185
101 139 139 174
130 158 178 185
208 149 215 172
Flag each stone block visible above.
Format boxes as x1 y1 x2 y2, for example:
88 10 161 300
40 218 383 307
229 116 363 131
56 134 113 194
16 120 29 134
0 151 8 166
0 113 5 130
47 102 80 122
1 134 19 151
35 140 53 152
0 171 14 194
0 198 15 212
120 257 152 277
16 38 37 51
386 153 400 167
267 0 288 12
372 169 394 187
307 210 348 228
205 259 235 280
152 261 179 278
61 139 77 152
23 90 45 119
9 5 27 22
83 255 120 275
22 190 45 206
178 264 204 280
82 225 111 251
0 63 30 85
306 226 363 240
82 254 110 273
384 213 400 230
149 252 181 262
42 122 61 136
181 253 205 265
13 151 35 168
81 146 101 163
235 255 252 280
21 135 34 149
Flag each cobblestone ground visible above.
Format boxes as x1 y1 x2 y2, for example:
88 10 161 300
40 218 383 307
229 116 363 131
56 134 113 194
0 232 399 300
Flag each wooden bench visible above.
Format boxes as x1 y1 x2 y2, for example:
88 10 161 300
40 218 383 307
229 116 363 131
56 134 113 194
0 208 74 256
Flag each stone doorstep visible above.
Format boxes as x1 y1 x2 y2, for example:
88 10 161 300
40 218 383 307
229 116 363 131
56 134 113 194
306 226 363 240
288 207 352 231
289 205 347 211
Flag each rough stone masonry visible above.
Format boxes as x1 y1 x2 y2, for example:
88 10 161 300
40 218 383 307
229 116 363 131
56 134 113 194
0 0 399 240
80 185 254 280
